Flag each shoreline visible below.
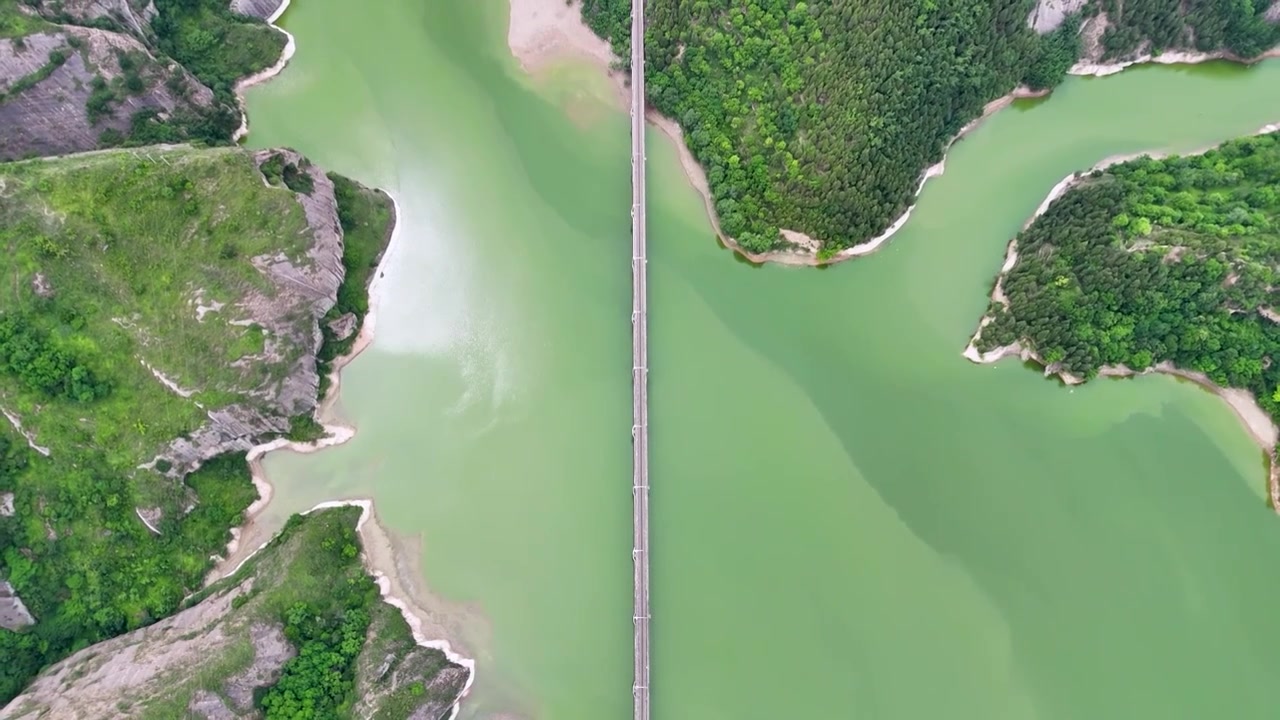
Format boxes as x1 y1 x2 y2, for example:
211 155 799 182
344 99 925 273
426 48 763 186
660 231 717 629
962 129 1280 510
204 115 479 707
715 86 1051 267
1068 46 1280 77
205 191 479 710
217 499 477 715
507 0 1279 268
210 190 400 573
231 0 297 143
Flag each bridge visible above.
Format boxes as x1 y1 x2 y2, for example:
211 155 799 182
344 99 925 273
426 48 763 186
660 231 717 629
629 0 649 717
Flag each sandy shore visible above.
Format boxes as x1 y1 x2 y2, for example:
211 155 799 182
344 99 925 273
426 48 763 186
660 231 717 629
231 0 296 143
508 0 616 74
214 499 477 715
962 127 1280 509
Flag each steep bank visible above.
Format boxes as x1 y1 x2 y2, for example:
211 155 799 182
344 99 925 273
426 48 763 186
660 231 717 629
0 0 289 159
0 19 218 159
1066 3 1280 76
207 180 400 588
964 126 1280 508
0 506 471 719
0 144 396 703
230 0 293 142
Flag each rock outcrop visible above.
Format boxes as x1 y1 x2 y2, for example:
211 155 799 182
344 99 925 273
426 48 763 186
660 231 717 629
0 509 471 720
32 0 157 40
0 581 34 632
229 0 284 21
0 25 214 160
1027 0 1088 34
157 149 346 477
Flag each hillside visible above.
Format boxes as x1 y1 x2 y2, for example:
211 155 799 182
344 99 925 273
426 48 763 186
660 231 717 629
1080 0 1280 63
0 145 394 703
0 0 285 159
968 131 1280 421
0 506 470 719
579 0 1279 256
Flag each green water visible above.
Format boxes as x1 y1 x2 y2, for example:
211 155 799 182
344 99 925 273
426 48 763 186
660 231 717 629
244 2 1280 717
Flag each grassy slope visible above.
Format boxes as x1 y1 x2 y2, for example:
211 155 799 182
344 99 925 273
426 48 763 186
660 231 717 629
0 146 313 701
0 1 51 39
0 147 312 460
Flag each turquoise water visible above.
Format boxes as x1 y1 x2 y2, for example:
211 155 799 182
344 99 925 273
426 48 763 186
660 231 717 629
245 3 1280 716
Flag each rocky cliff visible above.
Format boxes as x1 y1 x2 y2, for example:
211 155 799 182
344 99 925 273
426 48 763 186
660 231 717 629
0 145 396 704
1028 0 1280 64
0 508 470 720
229 0 282 21
31 0 157 38
0 0 288 160
0 22 215 160
157 148 346 477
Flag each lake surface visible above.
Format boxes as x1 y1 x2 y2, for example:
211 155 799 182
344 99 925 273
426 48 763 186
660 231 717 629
244 2 1280 717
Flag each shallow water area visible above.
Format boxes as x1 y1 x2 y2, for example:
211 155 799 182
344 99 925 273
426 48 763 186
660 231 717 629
241 1 1280 717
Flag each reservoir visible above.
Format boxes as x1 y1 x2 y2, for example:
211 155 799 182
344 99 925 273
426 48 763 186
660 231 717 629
243 1 1280 717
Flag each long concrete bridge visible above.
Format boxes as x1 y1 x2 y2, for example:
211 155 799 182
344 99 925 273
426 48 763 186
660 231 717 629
629 0 649 716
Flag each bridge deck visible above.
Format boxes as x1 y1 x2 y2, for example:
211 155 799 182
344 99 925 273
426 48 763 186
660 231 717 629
629 0 649 718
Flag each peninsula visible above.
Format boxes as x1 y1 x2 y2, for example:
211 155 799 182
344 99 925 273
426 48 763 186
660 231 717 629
966 129 1280 504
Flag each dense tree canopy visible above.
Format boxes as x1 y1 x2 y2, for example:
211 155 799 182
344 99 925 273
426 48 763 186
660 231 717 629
1094 0 1280 60
584 0 1059 253
977 132 1280 420
581 0 1279 253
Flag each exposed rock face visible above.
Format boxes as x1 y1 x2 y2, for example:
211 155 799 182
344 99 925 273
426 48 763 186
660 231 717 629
230 0 284 21
186 690 237 720
219 623 295 713
0 510 471 720
33 0 157 40
328 311 358 341
0 581 35 632
157 149 345 476
0 580 286 719
1027 0 1088 34
0 26 214 160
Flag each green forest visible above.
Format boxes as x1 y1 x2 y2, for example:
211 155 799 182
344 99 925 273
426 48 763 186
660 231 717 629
579 0 1279 253
1092 0 1280 60
582 0 1055 253
976 131 1280 421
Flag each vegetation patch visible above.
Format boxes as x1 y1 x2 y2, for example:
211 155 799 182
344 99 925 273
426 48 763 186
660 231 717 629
0 46 69 103
315 174 394 399
0 147 317 703
151 0 286 103
976 131 1280 421
581 0 1076 252
0 0 52 39
1092 0 1280 60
